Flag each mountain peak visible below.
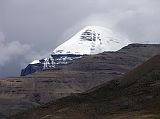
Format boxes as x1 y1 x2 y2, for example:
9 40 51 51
53 26 131 55
83 25 111 31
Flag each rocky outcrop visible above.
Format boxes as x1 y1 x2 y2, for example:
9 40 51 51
21 63 43 76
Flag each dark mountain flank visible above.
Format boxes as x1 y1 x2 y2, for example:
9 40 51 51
0 44 160 118
9 55 160 119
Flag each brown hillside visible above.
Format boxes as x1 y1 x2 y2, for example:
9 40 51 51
0 44 160 118
9 55 160 119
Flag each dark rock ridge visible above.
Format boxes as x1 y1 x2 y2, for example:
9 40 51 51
0 43 160 118
21 54 82 76
21 63 43 76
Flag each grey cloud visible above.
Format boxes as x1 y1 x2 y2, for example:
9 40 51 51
62 0 160 44
0 31 49 77
0 0 160 77
0 32 30 66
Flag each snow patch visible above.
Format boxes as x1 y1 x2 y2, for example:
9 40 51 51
30 60 40 64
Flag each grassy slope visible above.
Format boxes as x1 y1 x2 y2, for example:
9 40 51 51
9 55 160 119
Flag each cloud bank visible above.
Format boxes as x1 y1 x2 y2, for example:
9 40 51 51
0 31 49 77
0 0 160 77
61 0 160 44
0 32 31 66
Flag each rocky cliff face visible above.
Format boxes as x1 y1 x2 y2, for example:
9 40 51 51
0 44 160 118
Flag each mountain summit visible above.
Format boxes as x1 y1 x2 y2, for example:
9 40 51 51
21 26 130 76
53 26 131 55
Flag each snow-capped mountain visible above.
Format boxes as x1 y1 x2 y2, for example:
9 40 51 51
21 26 131 76
53 26 130 55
